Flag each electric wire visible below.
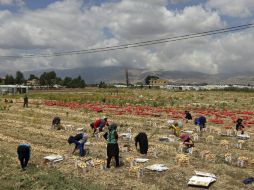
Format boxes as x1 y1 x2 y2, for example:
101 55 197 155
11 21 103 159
1 23 253 59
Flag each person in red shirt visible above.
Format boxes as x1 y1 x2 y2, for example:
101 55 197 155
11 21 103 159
180 134 194 154
91 116 109 134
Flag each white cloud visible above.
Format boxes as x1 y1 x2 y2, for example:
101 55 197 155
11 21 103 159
206 0 254 18
0 0 13 5
0 0 24 6
0 0 253 75
170 0 190 4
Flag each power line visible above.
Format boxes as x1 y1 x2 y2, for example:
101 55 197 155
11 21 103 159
1 23 254 59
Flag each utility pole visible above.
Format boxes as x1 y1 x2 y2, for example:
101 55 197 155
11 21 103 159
125 68 129 87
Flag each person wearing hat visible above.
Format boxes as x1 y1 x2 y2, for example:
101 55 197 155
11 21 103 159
180 134 194 154
103 123 120 168
92 116 109 135
17 144 31 170
68 132 89 156
236 118 245 134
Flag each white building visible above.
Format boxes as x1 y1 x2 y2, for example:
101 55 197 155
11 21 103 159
0 85 28 95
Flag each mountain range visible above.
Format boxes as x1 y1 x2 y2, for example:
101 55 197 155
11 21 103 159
1 66 254 85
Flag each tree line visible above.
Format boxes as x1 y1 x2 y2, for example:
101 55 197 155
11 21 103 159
0 71 86 88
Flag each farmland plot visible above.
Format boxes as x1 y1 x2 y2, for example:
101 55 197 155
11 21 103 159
0 89 254 190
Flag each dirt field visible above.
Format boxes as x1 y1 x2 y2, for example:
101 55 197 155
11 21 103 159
0 89 253 190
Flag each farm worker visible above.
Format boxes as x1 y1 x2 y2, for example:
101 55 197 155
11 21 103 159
180 134 194 154
92 116 109 134
194 116 207 131
17 144 31 170
236 118 245 134
184 111 192 123
103 123 120 168
52 116 64 130
23 95 28 108
68 133 88 157
135 132 148 155
168 120 183 137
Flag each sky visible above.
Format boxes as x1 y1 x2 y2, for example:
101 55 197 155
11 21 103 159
0 0 254 74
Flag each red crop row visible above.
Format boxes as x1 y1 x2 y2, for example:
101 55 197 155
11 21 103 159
44 100 253 128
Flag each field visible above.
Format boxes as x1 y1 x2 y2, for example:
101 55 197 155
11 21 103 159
0 88 254 190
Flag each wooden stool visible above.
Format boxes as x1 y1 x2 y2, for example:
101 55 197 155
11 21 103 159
220 140 229 149
128 166 144 178
126 157 136 167
237 156 248 168
206 135 214 142
195 126 200 133
226 129 232 136
236 140 245 149
201 127 207 132
200 150 210 159
192 133 199 141
208 126 216 133
224 153 232 163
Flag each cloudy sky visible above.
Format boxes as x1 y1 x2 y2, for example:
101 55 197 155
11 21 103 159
0 0 254 74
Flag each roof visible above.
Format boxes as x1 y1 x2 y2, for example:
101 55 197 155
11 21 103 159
0 85 28 88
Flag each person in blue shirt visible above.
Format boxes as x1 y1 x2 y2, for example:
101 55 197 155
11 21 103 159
17 144 31 170
68 133 88 156
236 118 245 134
195 116 206 131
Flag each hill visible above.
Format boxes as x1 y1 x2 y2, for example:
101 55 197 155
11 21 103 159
16 66 254 85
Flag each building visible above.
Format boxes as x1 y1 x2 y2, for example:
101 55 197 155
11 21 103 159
0 85 28 95
149 79 169 86
26 79 40 86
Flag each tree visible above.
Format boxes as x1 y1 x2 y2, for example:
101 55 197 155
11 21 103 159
4 74 15 84
68 75 85 88
56 77 62 86
63 77 72 87
15 71 25 85
39 71 57 87
28 74 39 80
136 82 144 88
98 81 107 88
145 75 159 85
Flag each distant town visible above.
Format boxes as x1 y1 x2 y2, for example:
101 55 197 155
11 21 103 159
0 70 254 95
